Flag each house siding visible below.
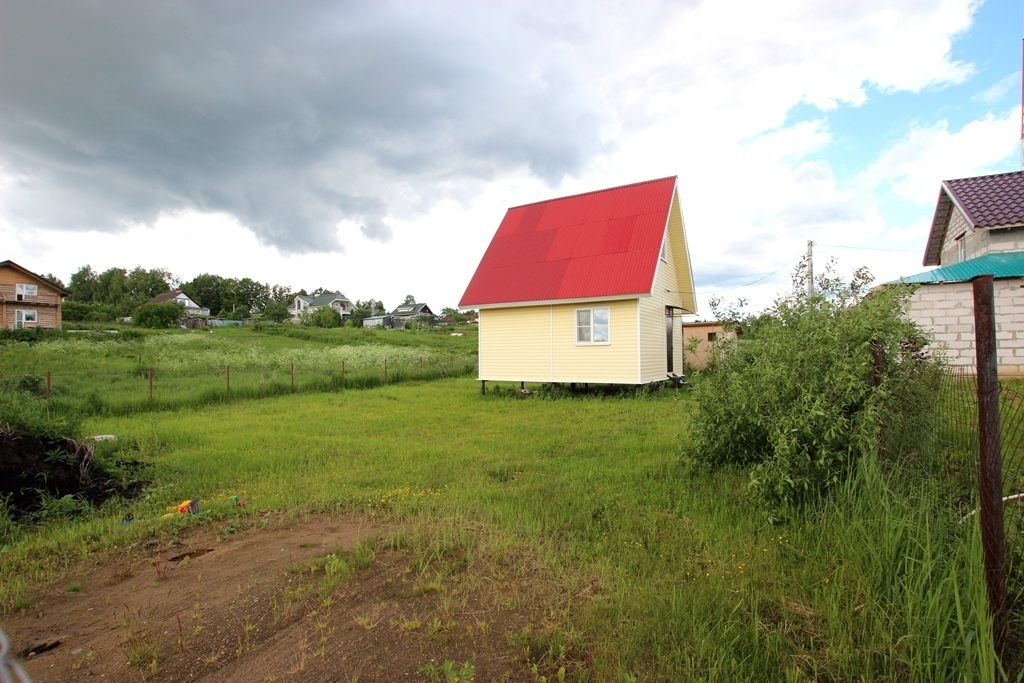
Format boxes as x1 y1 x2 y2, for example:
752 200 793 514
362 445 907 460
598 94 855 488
479 299 640 383
939 205 1024 265
0 265 63 330
638 193 687 383
907 278 1024 376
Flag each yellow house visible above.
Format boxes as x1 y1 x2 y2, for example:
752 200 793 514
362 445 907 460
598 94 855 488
460 177 697 385
1 260 68 330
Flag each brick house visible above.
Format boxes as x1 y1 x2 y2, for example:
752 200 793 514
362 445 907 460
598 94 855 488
0 260 68 330
900 171 1024 375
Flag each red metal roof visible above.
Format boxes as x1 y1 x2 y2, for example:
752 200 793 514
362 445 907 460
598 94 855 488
459 177 677 307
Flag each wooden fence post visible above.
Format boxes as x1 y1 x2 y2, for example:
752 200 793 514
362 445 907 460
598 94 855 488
420 356 423 372
148 368 153 399
384 358 388 383
226 365 231 395
290 362 295 393
972 274 1007 660
45 371 51 400
450 354 454 369
342 360 346 380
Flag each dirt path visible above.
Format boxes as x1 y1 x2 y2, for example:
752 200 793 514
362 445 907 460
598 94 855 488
3 513 569 682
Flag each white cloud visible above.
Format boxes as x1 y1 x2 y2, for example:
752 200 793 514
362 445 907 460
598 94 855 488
856 108 1018 203
974 72 1021 104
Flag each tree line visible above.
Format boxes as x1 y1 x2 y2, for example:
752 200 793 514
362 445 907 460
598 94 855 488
55 265 341 323
52 265 470 327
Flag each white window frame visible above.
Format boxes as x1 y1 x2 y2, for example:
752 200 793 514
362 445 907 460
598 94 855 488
15 309 37 329
660 234 668 262
956 232 966 263
16 283 38 301
575 307 611 345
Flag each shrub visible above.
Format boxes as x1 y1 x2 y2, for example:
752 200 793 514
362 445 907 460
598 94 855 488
134 302 184 328
303 306 342 328
687 261 939 516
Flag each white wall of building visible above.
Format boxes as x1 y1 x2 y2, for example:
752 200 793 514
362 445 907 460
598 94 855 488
906 278 1024 376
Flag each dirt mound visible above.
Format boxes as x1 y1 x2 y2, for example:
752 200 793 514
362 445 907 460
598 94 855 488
0 427 145 518
3 513 584 682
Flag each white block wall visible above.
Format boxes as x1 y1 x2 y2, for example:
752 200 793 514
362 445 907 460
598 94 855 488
906 278 1024 376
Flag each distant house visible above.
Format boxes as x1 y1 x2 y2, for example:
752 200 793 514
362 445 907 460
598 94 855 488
459 176 697 385
681 321 737 371
148 289 210 316
290 292 352 321
899 171 1024 375
0 260 68 330
390 303 434 327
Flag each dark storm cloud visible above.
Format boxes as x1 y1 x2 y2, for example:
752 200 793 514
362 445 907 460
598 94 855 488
0 1 612 252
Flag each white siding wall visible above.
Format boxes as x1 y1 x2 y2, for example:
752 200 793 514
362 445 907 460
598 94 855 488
907 278 1024 376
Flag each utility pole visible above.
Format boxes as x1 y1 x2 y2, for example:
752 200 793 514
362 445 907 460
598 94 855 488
807 240 814 298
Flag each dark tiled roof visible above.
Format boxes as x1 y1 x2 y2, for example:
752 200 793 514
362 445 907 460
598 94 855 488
946 171 1024 228
297 292 349 307
390 303 432 316
923 171 1024 266
149 290 182 304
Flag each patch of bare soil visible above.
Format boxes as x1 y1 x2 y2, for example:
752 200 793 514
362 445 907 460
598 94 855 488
3 513 586 682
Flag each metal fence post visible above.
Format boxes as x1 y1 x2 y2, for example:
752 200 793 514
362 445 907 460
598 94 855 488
148 368 153 399
290 362 295 393
971 274 1007 654
226 365 231 395
384 358 388 383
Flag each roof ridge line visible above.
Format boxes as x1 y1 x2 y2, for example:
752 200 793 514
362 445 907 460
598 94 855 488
507 176 677 210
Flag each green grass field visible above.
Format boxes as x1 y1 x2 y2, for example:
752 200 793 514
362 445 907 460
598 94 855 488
0 325 478 416
0 359 996 680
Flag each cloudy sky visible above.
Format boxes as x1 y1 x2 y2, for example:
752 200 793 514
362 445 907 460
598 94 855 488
0 0 1020 315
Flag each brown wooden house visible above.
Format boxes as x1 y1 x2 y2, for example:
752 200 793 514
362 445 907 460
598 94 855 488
0 260 68 330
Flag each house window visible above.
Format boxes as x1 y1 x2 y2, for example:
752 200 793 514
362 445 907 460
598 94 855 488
660 236 668 262
15 310 37 329
576 307 610 344
707 332 717 342
16 283 38 301
956 233 966 263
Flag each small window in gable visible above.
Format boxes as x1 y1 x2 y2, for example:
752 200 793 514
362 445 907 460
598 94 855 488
660 235 668 262
956 233 966 263
576 307 610 345
16 283 38 301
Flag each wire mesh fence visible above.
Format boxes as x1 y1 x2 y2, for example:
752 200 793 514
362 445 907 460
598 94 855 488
0 355 477 417
933 365 1024 676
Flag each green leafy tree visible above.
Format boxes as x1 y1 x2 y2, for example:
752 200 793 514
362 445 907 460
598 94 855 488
134 301 184 328
40 273 65 290
182 274 227 318
303 306 341 328
402 294 416 305
68 266 98 302
270 284 293 304
234 278 270 312
125 267 172 308
348 299 385 327
687 259 938 517
440 307 466 323
261 300 292 323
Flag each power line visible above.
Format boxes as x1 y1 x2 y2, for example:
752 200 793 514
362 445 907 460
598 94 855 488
695 252 803 295
815 243 920 253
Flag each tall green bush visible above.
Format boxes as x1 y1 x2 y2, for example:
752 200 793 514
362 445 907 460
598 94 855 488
134 301 184 328
688 261 939 515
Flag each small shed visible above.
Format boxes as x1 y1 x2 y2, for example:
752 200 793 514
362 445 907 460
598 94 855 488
459 176 696 384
